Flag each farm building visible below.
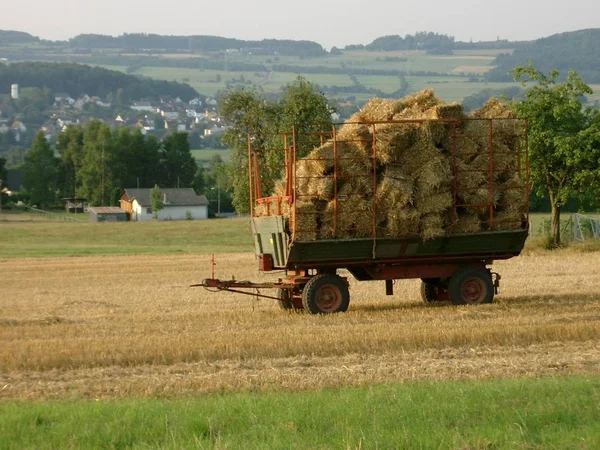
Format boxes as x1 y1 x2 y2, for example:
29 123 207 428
62 197 87 214
119 188 209 221
89 206 128 222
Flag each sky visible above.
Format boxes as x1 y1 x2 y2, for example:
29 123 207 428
2 0 599 49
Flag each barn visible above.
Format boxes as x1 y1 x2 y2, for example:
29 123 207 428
119 188 209 221
89 206 128 222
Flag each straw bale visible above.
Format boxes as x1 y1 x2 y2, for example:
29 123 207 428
376 166 414 212
499 175 528 215
371 122 418 164
320 195 374 239
391 138 442 177
420 213 446 240
385 206 421 237
357 98 398 122
413 188 453 215
461 187 502 217
254 202 267 217
454 158 487 189
442 133 480 163
469 98 514 119
395 89 440 113
253 198 290 217
452 212 482 234
292 201 318 241
469 143 518 181
493 210 526 231
414 154 452 195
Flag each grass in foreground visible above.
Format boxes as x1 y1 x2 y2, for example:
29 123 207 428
0 218 253 258
1 376 598 449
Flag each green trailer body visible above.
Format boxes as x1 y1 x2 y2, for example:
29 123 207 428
251 215 528 272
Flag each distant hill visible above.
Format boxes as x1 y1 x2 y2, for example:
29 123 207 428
0 62 199 101
0 30 39 46
67 33 326 57
485 29 600 83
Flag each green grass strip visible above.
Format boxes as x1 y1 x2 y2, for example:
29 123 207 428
0 218 253 258
1 376 599 449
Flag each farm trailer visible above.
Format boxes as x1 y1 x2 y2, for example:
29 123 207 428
195 118 529 314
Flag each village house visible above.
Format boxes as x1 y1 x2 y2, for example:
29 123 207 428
119 188 209 221
130 101 155 112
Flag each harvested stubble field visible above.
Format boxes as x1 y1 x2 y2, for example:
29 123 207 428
1 249 600 401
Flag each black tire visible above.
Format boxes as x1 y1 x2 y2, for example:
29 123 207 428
420 279 444 303
448 268 494 305
276 288 300 311
302 274 350 314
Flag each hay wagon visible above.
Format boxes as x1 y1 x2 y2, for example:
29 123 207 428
196 116 529 313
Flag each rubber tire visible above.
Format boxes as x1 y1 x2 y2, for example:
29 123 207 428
448 268 494 305
277 288 300 311
302 274 350 314
420 279 444 303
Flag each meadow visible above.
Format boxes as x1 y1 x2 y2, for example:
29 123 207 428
1 218 599 447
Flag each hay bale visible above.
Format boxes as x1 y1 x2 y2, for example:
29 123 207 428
469 98 514 119
499 175 528 215
452 212 481 234
414 154 452 195
413 187 453 215
357 98 398 122
385 206 421 237
461 187 502 218
469 142 518 181
320 195 374 239
493 210 526 231
395 89 441 113
420 213 446 240
291 201 318 241
370 122 418 164
376 165 414 212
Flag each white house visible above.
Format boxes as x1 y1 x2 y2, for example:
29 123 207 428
189 97 202 107
160 109 180 120
130 101 155 112
119 188 209 221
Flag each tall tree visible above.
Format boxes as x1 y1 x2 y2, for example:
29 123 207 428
511 64 600 245
23 131 59 208
158 132 197 188
79 121 114 206
56 125 84 197
221 77 333 214
221 89 271 214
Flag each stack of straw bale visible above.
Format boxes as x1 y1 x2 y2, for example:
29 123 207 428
256 90 527 240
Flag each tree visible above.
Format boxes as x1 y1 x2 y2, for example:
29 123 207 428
158 132 197 188
150 184 163 219
511 64 600 246
221 77 333 214
56 125 84 197
78 121 114 206
23 131 59 208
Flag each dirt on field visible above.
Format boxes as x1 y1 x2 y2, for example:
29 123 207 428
1 251 600 400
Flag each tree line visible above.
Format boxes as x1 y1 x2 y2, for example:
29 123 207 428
21 125 200 209
0 62 199 102
65 34 327 57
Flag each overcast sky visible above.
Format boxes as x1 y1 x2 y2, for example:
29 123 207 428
2 0 599 49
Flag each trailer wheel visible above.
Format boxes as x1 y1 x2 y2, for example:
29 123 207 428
448 268 493 305
420 279 448 302
302 274 349 314
276 288 301 311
